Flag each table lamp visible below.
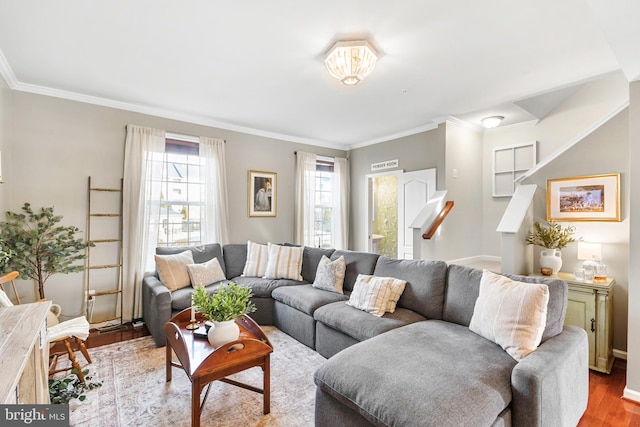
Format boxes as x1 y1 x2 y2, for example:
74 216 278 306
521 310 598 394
577 241 607 282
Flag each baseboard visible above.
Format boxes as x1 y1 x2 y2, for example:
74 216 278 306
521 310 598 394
623 387 640 404
613 349 628 360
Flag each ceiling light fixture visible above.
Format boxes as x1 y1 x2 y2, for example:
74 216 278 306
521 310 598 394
324 40 378 86
481 116 504 129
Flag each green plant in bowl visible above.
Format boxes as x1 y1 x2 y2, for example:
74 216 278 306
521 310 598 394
192 282 256 322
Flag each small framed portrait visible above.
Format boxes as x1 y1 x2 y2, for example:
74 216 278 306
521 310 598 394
547 173 620 222
248 170 276 217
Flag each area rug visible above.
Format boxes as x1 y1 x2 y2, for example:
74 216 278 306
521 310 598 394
67 327 327 426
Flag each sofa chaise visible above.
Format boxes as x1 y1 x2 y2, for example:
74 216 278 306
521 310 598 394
141 242 588 426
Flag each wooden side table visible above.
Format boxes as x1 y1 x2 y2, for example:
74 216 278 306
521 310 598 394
162 310 273 427
556 272 615 374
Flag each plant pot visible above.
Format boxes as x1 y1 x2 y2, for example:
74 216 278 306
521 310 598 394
207 319 240 348
540 249 562 275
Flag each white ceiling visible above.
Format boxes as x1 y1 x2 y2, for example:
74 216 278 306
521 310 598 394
0 1 638 150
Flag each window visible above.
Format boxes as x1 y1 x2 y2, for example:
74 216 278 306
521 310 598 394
314 158 334 248
156 139 204 247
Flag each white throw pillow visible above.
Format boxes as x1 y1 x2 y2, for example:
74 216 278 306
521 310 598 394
469 270 550 361
186 257 226 288
346 274 394 317
312 255 346 294
242 241 269 277
155 250 195 291
263 243 304 281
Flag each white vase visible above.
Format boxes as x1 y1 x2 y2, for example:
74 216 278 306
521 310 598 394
207 319 240 348
540 249 562 275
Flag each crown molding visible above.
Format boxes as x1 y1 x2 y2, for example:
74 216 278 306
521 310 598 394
347 122 439 150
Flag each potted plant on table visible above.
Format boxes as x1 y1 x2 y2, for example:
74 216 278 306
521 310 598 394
192 282 256 347
525 220 577 275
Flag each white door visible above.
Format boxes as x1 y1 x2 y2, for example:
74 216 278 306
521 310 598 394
398 169 436 259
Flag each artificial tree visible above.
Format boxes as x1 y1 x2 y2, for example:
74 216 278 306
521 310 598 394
0 203 92 300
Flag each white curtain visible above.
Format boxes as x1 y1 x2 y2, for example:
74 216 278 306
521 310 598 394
199 136 230 245
294 151 317 246
333 157 349 250
122 125 165 321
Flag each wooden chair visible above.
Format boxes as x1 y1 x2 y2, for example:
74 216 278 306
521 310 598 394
0 271 21 304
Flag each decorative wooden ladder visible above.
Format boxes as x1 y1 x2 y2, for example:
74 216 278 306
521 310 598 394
85 176 125 332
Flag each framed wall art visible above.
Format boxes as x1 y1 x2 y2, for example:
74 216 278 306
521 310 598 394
547 173 620 222
248 170 276 217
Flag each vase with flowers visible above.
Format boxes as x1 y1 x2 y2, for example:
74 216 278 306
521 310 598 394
526 221 577 275
191 282 256 348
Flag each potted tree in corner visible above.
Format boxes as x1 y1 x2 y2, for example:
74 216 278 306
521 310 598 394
192 282 256 348
526 220 576 275
0 203 92 300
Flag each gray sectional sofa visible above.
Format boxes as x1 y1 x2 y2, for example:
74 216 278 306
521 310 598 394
142 243 589 426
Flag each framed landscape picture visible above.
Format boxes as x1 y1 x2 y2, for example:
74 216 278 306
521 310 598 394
547 173 620 222
248 170 277 217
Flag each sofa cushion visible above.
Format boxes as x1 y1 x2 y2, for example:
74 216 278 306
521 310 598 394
154 250 194 291
330 250 379 292
314 301 426 342
232 276 303 298
171 281 227 311
186 257 226 288
242 241 269 277
314 320 517 427
443 264 568 342
272 284 348 316
312 255 346 294
373 257 447 319
264 242 304 281
347 274 405 317
156 243 225 275
222 243 247 279
469 270 549 361
301 246 336 283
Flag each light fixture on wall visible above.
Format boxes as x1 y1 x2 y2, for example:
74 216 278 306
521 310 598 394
324 40 378 86
481 116 504 129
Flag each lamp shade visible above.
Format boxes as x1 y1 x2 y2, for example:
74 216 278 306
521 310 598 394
325 40 378 85
577 242 602 260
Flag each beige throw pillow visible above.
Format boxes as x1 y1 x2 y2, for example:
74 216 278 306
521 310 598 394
469 270 549 361
263 243 304 281
346 274 394 317
242 241 269 277
312 255 346 294
186 257 226 288
155 250 194 291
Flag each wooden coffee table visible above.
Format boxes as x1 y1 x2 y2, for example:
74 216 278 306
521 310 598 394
162 309 273 427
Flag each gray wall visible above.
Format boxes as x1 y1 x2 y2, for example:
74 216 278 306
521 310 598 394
348 125 446 252
2 88 345 319
524 109 629 352
627 80 640 400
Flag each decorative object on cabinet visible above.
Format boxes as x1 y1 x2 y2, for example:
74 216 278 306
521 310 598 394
547 173 620 222
492 141 536 197
526 220 576 275
248 170 277 217
558 272 615 374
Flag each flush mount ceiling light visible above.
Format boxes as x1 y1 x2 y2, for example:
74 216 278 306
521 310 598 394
481 116 504 129
324 40 378 86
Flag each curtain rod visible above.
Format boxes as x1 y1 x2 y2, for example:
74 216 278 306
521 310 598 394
294 151 348 161
166 132 226 143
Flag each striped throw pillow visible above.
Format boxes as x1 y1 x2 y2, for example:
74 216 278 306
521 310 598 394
263 243 304 281
469 270 549 361
346 274 394 317
242 241 269 277
155 250 195 291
